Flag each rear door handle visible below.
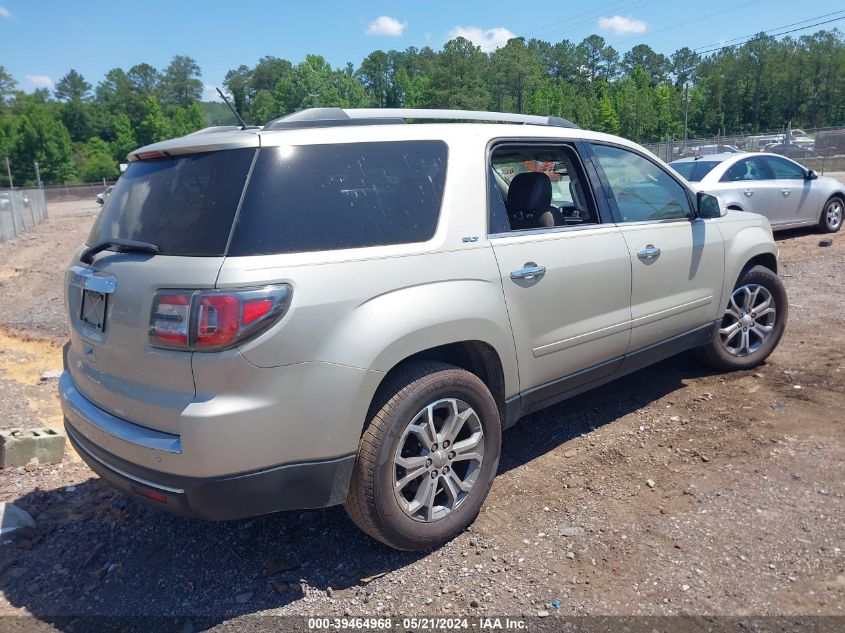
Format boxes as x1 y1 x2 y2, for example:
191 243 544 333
781 189 791 197
743 189 754 197
510 263 546 280
637 245 661 261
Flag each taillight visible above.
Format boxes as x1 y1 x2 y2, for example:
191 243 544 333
149 285 292 351
150 292 191 348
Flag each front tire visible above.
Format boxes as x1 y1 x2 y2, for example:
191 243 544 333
345 361 501 551
695 265 787 371
819 196 843 233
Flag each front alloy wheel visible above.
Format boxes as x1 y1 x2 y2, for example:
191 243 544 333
719 284 776 357
821 197 843 233
694 265 787 371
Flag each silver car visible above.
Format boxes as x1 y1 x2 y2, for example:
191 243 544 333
671 152 844 232
61 108 787 550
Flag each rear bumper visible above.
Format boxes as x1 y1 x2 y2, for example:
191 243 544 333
65 417 355 520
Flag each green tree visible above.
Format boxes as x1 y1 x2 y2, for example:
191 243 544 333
137 96 171 146
111 112 136 162
161 55 203 107
54 69 91 102
78 136 119 181
12 98 76 184
128 63 160 95
490 38 542 113
358 50 390 107
427 37 490 110
223 65 252 119
596 83 620 134
0 66 16 106
170 102 206 136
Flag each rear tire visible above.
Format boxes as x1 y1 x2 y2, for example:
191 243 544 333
344 361 501 551
695 265 787 371
819 196 843 233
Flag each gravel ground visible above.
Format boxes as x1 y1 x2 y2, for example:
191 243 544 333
0 198 843 630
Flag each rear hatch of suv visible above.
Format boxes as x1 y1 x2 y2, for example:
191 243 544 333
66 132 448 437
65 146 257 435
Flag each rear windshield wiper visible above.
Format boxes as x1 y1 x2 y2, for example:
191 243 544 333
80 238 160 264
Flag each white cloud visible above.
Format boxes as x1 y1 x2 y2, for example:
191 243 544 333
0 6 11 18
25 75 54 90
365 16 406 37
447 26 516 53
598 15 648 36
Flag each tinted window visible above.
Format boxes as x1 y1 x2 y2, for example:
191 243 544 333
763 156 806 180
229 141 447 256
671 160 719 182
720 157 770 182
592 144 692 222
88 149 255 256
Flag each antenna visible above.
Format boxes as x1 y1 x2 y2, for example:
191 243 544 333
216 87 248 129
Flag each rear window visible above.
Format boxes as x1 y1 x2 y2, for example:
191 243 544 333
670 160 719 182
671 160 719 182
228 141 447 256
87 149 255 256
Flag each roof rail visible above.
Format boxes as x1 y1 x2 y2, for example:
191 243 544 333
265 107 405 130
263 107 579 131
345 108 579 129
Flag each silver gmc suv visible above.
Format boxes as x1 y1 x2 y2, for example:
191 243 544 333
61 108 787 551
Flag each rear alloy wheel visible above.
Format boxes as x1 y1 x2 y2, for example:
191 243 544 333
819 197 843 233
345 361 501 551
393 398 485 523
695 265 787 371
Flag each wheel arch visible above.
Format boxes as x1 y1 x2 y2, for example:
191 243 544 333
720 223 780 310
366 340 509 432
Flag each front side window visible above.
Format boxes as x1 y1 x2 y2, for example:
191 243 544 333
229 141 447 256
720 157 770 182
591 144 692 222
763 156 806 180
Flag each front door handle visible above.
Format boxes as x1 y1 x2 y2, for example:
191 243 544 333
637 245 661 262
743 189 754 197
510 263 546 280
781 189 791 197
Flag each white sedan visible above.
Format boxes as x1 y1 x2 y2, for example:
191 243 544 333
671 152 844 233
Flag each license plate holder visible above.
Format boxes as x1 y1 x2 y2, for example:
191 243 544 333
80 289 107 331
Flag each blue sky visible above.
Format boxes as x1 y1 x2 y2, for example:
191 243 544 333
1 0 843 100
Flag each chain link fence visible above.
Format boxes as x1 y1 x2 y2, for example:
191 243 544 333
643 126 845 173
42 181 116 203
0 188 49 242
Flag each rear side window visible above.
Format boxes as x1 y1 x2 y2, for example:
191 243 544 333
228 141 447 256
720 157 770 182
671 160 719 182
87 149 255 256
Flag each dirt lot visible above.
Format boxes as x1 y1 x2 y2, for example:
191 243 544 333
0 197 843 629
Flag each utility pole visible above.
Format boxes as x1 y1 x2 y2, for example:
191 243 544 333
5 156 21 237
4 156 12 190
785 121 791 159
683 81 689 152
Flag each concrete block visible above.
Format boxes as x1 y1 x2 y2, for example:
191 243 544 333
0 427 66 468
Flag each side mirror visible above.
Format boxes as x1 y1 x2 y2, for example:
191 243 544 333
697 191 726 219
806 169 818 180
96 197 104 205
